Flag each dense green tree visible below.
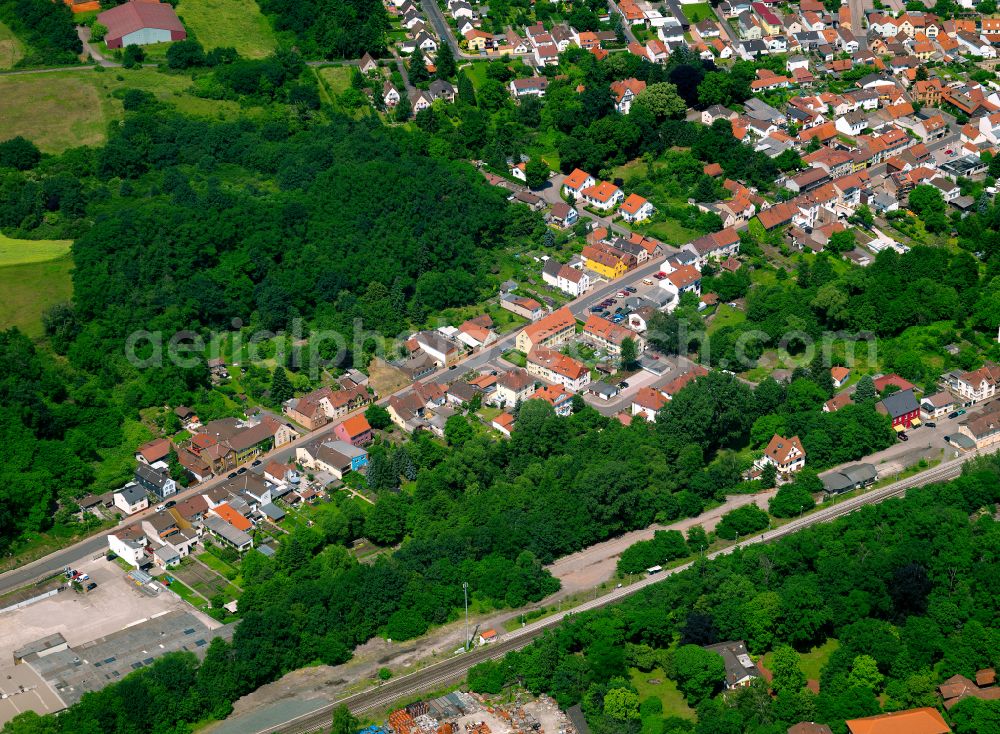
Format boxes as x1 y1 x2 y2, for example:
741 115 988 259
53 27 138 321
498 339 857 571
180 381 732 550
0 137 41 171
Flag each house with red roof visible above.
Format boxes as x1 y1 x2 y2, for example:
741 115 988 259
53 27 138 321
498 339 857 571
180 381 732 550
334 414 373 446
562 168 596 200
98 1 186 48
619 193 655 223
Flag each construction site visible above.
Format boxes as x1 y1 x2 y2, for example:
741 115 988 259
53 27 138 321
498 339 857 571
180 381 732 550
368 692 578 734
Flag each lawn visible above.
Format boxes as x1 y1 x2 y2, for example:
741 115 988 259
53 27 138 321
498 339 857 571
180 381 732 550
707 303 745 334
0 254 73 337
682 2 714 22
638 218 702 246
0 68 258 153
175 0 277 58
197 550 240 583
761 638 840 681
318 65 352 95
502 349 527 367
0 20 23 69
463 60 490 90
0 233 72 266
630 667 695 721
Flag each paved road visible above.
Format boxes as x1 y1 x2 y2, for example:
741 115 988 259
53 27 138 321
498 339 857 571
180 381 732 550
0 243 669 595
713 5 739 44
249 445 989 733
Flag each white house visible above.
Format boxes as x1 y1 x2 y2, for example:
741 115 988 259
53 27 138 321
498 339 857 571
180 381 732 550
114 483 149 516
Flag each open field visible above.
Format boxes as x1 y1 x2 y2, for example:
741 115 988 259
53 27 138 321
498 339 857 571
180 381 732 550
0 233 71 266
0 20 23 69
0 255 72 336
630 667 695 720
175 0 277 58
0 68 260 153
318 65 352 95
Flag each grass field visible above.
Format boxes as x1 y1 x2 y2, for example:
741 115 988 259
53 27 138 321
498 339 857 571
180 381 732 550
630 667 696 720
318 65 352 95
0 255 73 336
761 638 840 682
682 2 714 23
707 303 745 334
175 0 276 58
639 218 702 246
0 233 71 266
0 68 259 153
0 21 23 69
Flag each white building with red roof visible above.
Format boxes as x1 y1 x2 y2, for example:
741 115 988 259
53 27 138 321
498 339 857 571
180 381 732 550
97 1 186 48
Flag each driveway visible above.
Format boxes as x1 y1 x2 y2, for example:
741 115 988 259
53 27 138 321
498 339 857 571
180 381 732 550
76 26 116 67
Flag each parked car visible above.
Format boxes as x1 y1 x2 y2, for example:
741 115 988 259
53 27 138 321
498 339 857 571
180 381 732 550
957 409 966 416
898 432 908 441
925 421 936 428
156 504 165 512
618 381 629 388
252 459 262 467
237 467 247 475
590 306 603 312
228 472 237 478
85 582 97 592
165 500 176 508
79 573 90 581
626 286 637 293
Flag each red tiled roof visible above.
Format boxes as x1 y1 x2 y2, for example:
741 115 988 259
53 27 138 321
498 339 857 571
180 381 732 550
98 1 183 41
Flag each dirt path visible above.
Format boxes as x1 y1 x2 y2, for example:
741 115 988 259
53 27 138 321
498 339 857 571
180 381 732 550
544 490 776 599
216 491 776 725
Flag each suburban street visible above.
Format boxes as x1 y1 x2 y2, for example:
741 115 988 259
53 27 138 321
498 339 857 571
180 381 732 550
0 236 667 596
231 444 990 734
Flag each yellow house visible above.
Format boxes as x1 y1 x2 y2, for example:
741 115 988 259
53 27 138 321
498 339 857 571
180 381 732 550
582 244 627 280
464 30 490 51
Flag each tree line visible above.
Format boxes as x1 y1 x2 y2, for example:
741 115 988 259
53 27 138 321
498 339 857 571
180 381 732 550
468 455 1000 734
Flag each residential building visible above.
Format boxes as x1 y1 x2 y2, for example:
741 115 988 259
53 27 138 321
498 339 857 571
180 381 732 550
530 383 574 416
135 438 171 466
942 363 1000 404
920 391 956 419
632 386 666 420
582 315 645 357
492 412 515 437
203 515 253 552
526 348 592 392
515 306 577 353
703 640 762 689
493 369 536 408
562 168 597 200
134 463 176 500
114 483 149 516
619 194 655 223
296 439 369 479
283 384 371 430
413 329 463 366
107 526 146 568
509 76 549 98
580 181 624 211
831 366 850 388
844 708 951 734
334 414 373 446
610 78 646 114
958 405 1000 450
582 244 629 279
542 259 591 297
876 388 920 430
501 294 544 321
761 434 806 473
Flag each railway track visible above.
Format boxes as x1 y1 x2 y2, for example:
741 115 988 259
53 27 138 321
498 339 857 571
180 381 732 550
249 448 982 734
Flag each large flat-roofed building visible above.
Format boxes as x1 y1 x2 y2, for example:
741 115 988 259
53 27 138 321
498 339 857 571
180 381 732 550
24 611 232 707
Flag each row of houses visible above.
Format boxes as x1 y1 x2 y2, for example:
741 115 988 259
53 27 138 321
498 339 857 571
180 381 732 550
109 465 306 567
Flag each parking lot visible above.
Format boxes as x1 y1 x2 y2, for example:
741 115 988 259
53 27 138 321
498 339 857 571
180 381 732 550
0 555 220 659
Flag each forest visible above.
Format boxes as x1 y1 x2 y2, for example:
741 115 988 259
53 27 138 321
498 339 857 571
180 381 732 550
0 105 544 553
5 418 998 734
0 357 902 734
689 244 995 392
0 0 80 66
467 455 1000 734
256 0 389 59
